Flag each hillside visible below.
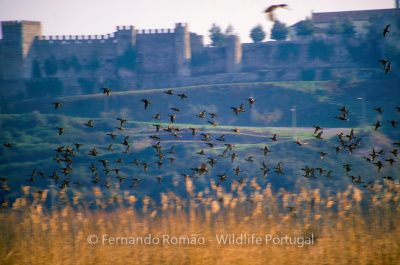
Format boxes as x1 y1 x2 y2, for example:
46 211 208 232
0 78 399 204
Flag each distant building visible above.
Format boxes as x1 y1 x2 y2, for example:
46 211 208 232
290 8 400 39
0 7 398 94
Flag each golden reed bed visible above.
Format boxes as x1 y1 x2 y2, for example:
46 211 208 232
1 179 399 265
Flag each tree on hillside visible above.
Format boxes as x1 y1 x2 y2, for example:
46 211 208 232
209 24 226 47
327 21 343 36
250 24 266 43
271 21 288 41
342 19 356 36
225 24 235 36
209 24 237 47
295 19 314 37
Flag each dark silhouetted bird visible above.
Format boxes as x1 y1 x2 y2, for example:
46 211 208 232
107 144 113 151
385 62 392 73
197 110 206 119
231 104 245 115
390 149 398 157
313 125 323 134
153 124 162 132
234 166 241 176
374 107 384 114
245 97 256 107
261 145 271 156
84 120 94 127
335 114 349 121
3 143 12 148
88 148 98 156
201 133 211 142
117 118 127 127
102 87 112 96
232 128 240 133
386 158 395 166
171 107 180 112
152 113 161 120
343 163 352 173
314 131 323 140
52 102 62 109
373 161 384 172
373 120 382 130
168 114 176 123
245 156 254 163
73 143 82 151
208 112 218 119
106 133 117 140
207 157 217 167
319 152 327 160
177 93 188 100
217 174 228 182
208 121 219 126
388 120 398 128
274 162 284 175
383 24 390 37
189 127 198 136
164 89 174 95
264 4 288 21
141 99 151 110
378 59 388 68
197 149 205 155
57 127 65 135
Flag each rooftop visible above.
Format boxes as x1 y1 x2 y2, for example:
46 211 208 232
311 8 400 23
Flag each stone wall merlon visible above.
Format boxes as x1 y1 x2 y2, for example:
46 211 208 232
136 28 174 34
36 34 115 41
2 20 41 25
116 25 134 30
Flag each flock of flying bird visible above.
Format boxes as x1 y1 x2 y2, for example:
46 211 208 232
0 13 399 202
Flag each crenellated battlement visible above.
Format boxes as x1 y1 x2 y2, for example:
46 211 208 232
0 20 202 81
116 25 134 31
36 34 115 41
175 22 188 28
1 20 41 26
136 28 175 34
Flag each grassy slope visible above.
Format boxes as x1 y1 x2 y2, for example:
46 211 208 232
0 79 399 201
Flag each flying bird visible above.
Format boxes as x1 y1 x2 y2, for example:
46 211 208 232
164 89 174 95
102 87 112 96
264 4 288 21
373 120 382 131
84 120 94 127
141 99 151 110
52 102 62 109
3 143 12 148
245 97 256 107
56 127 65 135
383 24 390 37
177 93 188 100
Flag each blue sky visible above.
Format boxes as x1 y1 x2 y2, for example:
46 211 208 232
0 0 396 43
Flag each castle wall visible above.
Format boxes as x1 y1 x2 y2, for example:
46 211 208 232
242 43 273 71
189 33 204 53
136 32 176 74
191 47 226 76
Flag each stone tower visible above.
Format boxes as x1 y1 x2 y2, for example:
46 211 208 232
115 25 136 56
225 35 242 73
0 21 42 80
174 23 191 77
